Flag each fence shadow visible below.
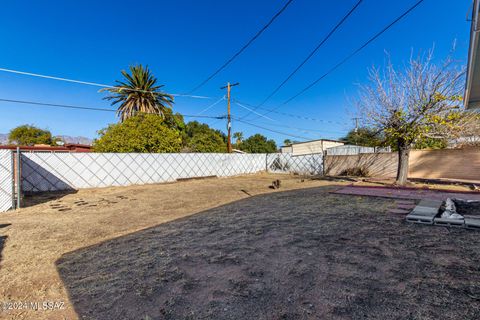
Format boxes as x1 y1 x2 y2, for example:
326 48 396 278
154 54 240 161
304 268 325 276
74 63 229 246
22 190 78 208
0 223 10 267
21 156 75 193
20 156 77 207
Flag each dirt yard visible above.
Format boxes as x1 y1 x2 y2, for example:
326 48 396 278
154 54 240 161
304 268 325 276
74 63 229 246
0 173 479 319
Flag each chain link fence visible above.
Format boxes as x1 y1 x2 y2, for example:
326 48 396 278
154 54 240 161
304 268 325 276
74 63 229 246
0 150 14 212
19 151 324 194
266 153 323 175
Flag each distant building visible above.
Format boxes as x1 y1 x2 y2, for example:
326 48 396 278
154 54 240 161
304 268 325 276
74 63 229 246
0 143 92 152
281 139 344 156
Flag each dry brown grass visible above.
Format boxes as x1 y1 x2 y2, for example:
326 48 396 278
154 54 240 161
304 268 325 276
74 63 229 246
0 173 341 320
0 173 476 319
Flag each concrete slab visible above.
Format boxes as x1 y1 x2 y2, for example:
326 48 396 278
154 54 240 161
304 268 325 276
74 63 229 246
465 217 480 230
406 214 435 224
417 199 443 208
434 217 465 228
333 186 480 201
409 206 439 217
406 199 441 225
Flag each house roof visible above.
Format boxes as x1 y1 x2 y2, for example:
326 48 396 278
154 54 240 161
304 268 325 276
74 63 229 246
286 138 344 146
0 144 92 152
465 0 480 109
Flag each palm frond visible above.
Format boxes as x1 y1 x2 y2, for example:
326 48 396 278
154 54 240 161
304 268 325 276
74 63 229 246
102 64 174 121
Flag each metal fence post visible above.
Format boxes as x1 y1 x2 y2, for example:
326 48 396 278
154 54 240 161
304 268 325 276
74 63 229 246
265 154 268 172
322 150 327 176
11 150 15 210
15 147 21 209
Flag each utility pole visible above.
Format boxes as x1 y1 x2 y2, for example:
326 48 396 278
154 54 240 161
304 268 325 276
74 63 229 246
220 82 239 153
352 117 360 146
353 117 360 133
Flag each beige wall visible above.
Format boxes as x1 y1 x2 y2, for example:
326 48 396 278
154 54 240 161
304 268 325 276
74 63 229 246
325 152 398 177
409 148 480 181
324 148 480 182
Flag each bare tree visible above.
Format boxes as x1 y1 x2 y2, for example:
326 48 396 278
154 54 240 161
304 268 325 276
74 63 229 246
357 48 469 185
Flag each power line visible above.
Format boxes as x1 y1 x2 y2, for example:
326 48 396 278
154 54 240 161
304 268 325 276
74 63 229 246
255 0 363 108
233 117 315 141
257 0 426 117
187 0 295 94
0 67 213 99
234 101 349 135
247 119 349 135
0 98 225 119
195 96 225 115
234 99 350 125
234 101 277 122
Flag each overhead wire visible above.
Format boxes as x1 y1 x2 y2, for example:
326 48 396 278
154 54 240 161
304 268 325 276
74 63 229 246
0 67 213 99
233 100 349 136
253 0 426 119
187 0 295 93
195 96 225 115
233 117 316 141
254 0 363 109
0 98 226 119
234 99 350 125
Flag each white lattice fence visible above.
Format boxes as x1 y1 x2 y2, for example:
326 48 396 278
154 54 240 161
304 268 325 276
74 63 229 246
21 153 268 192
20 152 324 193
266 153 323 175
0 150 14 212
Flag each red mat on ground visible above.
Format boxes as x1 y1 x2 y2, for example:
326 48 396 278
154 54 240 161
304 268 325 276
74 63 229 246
333 186 480 201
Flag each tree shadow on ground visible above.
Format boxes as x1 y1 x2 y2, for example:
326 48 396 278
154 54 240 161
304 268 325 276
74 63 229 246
0 223 11 267
56 187 480 320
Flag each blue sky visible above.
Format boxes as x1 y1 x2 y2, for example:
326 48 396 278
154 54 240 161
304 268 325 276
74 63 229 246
0 0 473 145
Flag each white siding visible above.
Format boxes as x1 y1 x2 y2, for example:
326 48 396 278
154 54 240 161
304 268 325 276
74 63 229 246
291 140 344 156
280 146 292 153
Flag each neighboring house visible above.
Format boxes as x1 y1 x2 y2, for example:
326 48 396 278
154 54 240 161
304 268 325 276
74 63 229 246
327 145 392 155
448 136 480 148
280 145 293 153
232 148 246 154
281 139 344 156
0 143 92 152
465 0 480 109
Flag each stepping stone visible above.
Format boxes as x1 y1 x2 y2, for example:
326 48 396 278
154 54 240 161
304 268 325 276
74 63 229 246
406 200 441 225
406 214 435 224
410 206 439 216
465 217 480 230
417 199 443 209
434 217 465 228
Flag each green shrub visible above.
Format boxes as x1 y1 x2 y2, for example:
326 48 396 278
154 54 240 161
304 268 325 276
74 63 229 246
9 125 53 146
339 167 369 177
93 114 182 153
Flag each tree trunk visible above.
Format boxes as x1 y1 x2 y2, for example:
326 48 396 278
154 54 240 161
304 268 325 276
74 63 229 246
396 140 411 186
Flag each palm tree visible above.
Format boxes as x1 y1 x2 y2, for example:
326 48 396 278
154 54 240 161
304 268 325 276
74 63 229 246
102 64 174 122
233 132 244 145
